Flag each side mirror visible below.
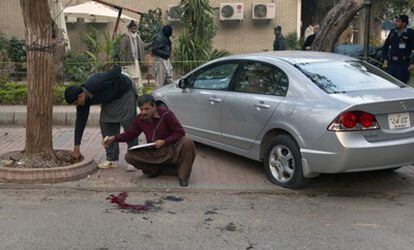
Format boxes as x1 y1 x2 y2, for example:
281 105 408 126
178 78 189 89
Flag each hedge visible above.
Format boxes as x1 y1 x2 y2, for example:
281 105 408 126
0 82 67 105
0 82 154 105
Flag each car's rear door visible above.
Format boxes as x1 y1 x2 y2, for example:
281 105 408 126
220 60 289 150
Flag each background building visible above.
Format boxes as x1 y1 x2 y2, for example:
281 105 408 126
0 0 301 54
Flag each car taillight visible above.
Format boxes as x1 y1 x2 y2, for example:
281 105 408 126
339 112 357 128
328 111 380 131
360 112 375 128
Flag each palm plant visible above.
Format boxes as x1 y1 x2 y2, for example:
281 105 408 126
174 0 229 74
102 32 122 64
83 28 123 73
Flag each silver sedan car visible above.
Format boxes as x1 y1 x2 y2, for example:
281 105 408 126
153 51 414 188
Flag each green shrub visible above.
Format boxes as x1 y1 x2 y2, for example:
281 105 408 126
8 37 26 63
138 8 163 46
53 85 67 105
0 82 69 105
0 33 11 84
8 37 26 81
0 34 27 82
63 52 93 83
173 0 230 75
64 28 124 83
0 82 27 104
285 32 304 50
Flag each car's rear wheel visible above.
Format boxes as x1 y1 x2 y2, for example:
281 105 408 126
264 135 309 189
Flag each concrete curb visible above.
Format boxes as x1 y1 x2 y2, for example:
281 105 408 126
0 105 101 126
0 151 97 183
0 183 413 196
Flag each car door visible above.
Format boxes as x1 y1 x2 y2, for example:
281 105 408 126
168 61 240 142
221 60 289 150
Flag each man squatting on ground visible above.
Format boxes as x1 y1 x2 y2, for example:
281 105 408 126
103 95 196 187
64 65 138 170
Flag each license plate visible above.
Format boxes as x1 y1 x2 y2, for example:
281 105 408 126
388 112 411 129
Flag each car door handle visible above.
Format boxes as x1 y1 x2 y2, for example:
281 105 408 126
254 103 271 109
209 97 222 104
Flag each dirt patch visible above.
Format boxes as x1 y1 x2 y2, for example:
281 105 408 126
0 150 78 168
163 195 184 202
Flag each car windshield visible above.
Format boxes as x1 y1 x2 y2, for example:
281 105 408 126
294 60 406 94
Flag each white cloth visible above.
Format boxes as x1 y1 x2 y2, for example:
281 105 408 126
127 31 139 61
153 56 173 89
124 60 143 89
125 31 143 89
304 25 314 40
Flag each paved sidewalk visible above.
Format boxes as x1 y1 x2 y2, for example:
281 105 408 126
1 126 414 194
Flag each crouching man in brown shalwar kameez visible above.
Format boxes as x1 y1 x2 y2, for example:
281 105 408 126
102 95 196 186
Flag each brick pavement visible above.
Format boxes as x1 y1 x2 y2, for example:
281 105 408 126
1 126 414 194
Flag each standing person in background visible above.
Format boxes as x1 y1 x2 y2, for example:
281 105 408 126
304 23 315 40
303 24 320 50
151 25 174 88
119 20 145 90
382 15 414 83
273 26 287 51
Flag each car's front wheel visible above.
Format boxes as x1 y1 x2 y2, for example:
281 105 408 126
263 135 309 189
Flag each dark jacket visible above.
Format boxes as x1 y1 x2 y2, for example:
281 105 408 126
382 28 414 64
302 34 316 50
75 65 133 145
151 31 172 59
273 34 287 51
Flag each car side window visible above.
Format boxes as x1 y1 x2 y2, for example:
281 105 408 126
192 63 239 90
234 62 289 96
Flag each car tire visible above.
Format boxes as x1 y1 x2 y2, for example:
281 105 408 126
263 135 309 189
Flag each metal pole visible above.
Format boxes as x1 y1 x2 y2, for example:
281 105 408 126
363 0 372 61
113 8 122 39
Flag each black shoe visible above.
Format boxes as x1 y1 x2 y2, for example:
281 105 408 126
178 178 189 187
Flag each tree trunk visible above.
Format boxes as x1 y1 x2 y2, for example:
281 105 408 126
311 0 365 52
20 0 61 159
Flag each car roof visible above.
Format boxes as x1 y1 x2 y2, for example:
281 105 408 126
215 51 356 65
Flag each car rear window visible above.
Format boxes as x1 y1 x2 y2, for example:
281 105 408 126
295 60 406 94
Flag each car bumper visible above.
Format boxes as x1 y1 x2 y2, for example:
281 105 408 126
301 132 414 174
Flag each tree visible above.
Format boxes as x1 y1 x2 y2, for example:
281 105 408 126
20 0 63 159
370 0 414 45
311 0 365 51
373 0 414 22
137 8 163 46
312 0 414 52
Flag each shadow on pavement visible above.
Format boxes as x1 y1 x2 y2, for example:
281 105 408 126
194 142 414 193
